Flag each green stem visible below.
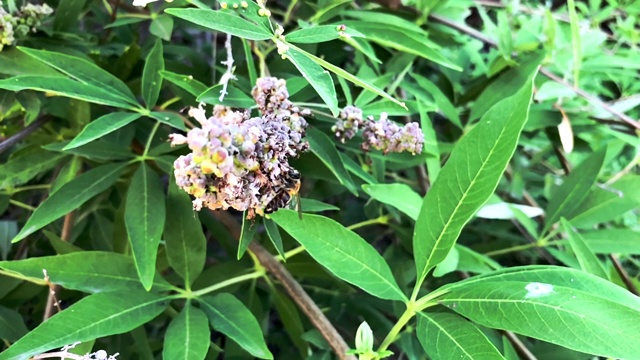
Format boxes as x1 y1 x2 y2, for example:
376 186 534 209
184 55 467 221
1 184 50 195
142 121 161 157
9 199 36 211
376 305 416 355
347 216 388 231
190 271 264 297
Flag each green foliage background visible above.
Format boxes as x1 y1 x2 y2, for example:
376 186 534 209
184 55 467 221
0 0 639 359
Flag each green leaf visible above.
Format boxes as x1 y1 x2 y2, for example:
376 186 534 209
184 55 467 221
264 218 285 258
413 64 538 287
148 111 187 131
199 293 273 359
469 52 545 120
410 73 462 128
0 150 66 190
63 112 141 150
286 47 339 116
270 210 406 301
164 182 206 287
0 221 17 260
306 128 358 195
142 39 165 109
544 147 607 232
150 14 174 41
197 84 255 108
581 229 640 254
560 219 608 279
18 47 138 107
362 183 422 220
342 21 462 71
286 25 364 43
343 10 425 33
161 70 208 97
163 303 210 360
0 305 28 342
566 175 640 228
0 76 136 110
437 267 640 359
0 251 171 292
288 44 406 110
0 291 168 360
125 164 166 290
44 140 134 161
165 9 273 40
299 198 339 212
53 0 87 31
417 309 505 360
237 214 258 260
12 163 127 243
0 48 64 77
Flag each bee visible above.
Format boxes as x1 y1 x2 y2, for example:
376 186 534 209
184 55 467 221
264 169 303 219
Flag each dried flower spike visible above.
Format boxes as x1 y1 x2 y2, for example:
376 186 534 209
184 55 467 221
171 77 309 218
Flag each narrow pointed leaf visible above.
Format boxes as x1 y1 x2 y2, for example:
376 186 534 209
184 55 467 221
0 291 168 360
362 183 422 220
264 218 285 258
286 25 364 43
417 309 505 360
0 76 138 109
437 268 640 359
12 163 127 243
237 214 258 259
165 9 272 40
0 150 66 190
271 210 406 301
306 128 358 195
199 293 273 359
544 147 607 232
18 47 138 106
63 112 141 150
161 70 208 97
288 44 406 110
142 39 164 109
286 47 339 116
164 182 206 287
0 306 28 342
0 251 171 292
413 64 539 285
560 218 608 279
125 164 166 290
163 304 210 360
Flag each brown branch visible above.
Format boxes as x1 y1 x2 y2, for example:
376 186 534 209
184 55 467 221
0 116 51 155
211 211 355 360
609 254 639 296
43 207 77 320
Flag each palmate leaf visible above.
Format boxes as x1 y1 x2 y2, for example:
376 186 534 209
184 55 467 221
0 291 168 360
412 55 541 290
270 210 406 301
436 266 640 359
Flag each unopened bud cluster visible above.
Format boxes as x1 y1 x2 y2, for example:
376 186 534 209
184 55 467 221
332 106 424 155
0 1 52 52
170 77 309 217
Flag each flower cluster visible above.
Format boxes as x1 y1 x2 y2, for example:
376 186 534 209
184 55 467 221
332 106 424 155
171 77 309 218
0 1 53 52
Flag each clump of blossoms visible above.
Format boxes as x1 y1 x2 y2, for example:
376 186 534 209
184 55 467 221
331 106 424 155
0 1 53 52
170 77 309 218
